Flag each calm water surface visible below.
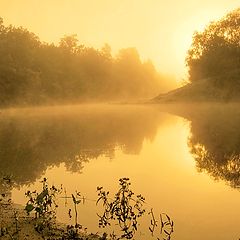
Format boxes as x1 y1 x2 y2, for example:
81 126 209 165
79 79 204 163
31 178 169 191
0 104 239 239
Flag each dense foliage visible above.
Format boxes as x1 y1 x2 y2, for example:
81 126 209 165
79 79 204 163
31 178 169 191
0 18 169 106
186 8 240 91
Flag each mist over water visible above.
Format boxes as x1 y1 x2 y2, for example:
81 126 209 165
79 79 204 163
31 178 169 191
0 4 240 240
0 104 163 185
0 103 239 240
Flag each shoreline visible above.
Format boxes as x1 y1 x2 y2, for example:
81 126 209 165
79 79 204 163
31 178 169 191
0 202 100 240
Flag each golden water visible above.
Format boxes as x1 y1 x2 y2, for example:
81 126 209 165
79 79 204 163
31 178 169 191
0 104 239 239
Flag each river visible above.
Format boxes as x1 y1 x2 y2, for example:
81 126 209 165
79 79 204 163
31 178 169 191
0 104 239 239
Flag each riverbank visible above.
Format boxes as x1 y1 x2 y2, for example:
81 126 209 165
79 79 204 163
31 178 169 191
152 77 240 103
0 202 101 240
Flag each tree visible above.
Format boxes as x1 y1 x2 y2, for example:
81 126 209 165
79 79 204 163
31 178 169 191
59 34 82 54
186 8 240 85
0 17 166 105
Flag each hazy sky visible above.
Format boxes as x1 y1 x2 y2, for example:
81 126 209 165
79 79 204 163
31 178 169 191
0 0 239 80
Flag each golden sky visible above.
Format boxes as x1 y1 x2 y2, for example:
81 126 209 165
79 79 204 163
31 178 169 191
0 0 239 80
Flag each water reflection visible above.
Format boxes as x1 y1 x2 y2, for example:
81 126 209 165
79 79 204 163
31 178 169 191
1 104 240 188
0 105 164 186
165 103 240 188
2 104 239 240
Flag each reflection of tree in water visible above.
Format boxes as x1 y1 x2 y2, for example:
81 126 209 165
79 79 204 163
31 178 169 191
190 144 240 188
181 104 240 188
162 103 240 188
0 106 161 186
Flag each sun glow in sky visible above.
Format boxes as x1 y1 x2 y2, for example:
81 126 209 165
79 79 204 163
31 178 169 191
0 0 239 81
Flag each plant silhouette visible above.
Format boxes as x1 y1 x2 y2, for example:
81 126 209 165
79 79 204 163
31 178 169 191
96 178 145 239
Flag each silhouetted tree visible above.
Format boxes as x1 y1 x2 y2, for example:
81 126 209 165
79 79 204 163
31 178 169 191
186 8 240 90
0 18 171 106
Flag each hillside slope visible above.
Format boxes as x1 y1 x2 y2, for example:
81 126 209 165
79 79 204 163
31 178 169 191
152 78 240 103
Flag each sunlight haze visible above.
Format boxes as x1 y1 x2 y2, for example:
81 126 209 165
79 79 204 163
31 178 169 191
0 0 239 80
0 2 240 238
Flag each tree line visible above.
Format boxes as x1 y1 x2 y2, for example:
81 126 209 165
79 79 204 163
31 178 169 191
0 18 173 106
186 8 240 97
